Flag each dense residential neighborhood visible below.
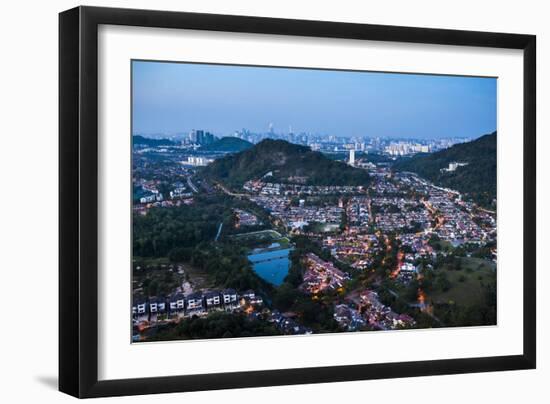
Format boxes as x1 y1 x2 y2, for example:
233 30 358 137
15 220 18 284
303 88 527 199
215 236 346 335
131 129 497 342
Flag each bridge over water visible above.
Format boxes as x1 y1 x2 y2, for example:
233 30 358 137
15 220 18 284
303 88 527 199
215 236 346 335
248 248 291 264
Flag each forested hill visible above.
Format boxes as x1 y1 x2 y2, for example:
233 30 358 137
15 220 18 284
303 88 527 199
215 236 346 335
393 132 496 208
200 139 371 188
132 135 176 147
200 137 253 152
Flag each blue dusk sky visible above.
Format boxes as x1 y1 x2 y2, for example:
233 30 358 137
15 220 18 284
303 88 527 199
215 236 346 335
132 60 497 139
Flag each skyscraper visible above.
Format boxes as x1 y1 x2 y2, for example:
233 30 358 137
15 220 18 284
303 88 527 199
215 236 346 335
349 149 355 166
189 129 216 145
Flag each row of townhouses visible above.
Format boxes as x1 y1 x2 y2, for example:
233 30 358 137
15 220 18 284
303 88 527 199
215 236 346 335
132 289 263 318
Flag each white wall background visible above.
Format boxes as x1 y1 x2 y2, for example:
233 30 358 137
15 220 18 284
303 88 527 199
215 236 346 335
0 0 546 402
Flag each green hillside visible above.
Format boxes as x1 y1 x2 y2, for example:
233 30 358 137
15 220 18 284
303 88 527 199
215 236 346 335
201 139 371 188
393 132 496 208
201 137 253 152
132 135 175 147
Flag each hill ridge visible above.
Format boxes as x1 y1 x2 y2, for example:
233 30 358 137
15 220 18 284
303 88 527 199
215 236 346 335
200 136 253 152
132 135 175 147
201 139 371 188
393 132 496 208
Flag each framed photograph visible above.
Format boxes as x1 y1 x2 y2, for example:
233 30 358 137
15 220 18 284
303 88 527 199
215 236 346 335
59 6 536 398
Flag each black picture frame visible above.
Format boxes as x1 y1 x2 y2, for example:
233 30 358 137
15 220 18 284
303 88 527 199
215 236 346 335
59 5 536 398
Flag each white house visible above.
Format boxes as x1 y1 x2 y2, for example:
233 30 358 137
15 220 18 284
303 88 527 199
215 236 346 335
222 289 238 305
133 298 147 316
169 293 185 312
149 297 166 314
204 291 222 308
186 292 204 311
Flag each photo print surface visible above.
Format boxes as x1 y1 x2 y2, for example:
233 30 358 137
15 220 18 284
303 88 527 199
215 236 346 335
131 60 497 343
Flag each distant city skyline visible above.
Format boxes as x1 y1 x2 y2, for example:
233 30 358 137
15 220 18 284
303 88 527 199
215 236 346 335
132 60 497 140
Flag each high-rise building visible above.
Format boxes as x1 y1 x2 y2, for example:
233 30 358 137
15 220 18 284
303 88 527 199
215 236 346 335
349 149 355 166
203 132 215 145
189 129 197 143
189 129 216 145
196 130 204 144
